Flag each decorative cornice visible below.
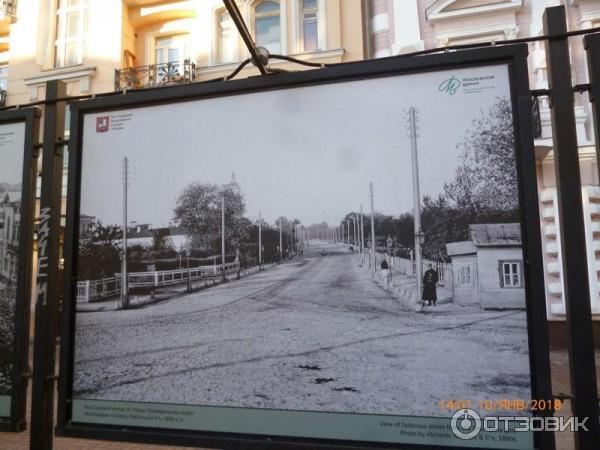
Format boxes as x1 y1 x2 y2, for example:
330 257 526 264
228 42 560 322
426 0 523 23
24 66 96 100
198 48 345 75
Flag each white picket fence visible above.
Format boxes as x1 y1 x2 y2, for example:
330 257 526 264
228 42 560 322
76 261 241 303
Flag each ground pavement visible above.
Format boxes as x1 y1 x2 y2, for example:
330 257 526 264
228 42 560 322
72 242 530 416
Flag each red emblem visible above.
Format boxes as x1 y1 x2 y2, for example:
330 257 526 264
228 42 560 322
96 116 110 133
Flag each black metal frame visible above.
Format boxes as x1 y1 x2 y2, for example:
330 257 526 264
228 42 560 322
57 45 553 450
544 8 600 450
0 107 40 432
30 80 67 449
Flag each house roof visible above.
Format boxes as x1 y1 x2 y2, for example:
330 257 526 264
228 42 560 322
446 240 476 256
1 191 21 204
469 223 521 246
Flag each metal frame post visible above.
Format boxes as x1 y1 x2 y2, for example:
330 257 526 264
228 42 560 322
30 80 67 450
585 32 600 178
544 7 600 449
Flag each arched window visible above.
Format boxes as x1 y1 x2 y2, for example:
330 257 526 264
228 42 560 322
254 1 281 54
300 0 318 51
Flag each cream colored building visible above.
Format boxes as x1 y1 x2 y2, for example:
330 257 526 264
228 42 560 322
3 0 366 105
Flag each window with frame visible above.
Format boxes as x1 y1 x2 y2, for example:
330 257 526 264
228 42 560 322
300 0 318 52
55 0 88 68
457 265 472 285
500 260 523 288
0 65 8 92
254 1 281 54
153 34 191 82
217 10 237 64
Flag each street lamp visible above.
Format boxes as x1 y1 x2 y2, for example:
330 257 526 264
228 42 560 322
416 229 425 246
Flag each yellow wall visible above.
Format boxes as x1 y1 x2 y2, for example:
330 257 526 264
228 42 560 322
3 0 365 105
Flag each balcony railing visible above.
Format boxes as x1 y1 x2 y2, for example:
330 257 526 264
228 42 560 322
0 89 6 107
114 59 197 91
0 1 17 19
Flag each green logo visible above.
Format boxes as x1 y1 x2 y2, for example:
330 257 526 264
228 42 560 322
439 76 461 95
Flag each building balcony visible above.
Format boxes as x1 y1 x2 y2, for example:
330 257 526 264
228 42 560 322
0 1 16 22
114 59 197 91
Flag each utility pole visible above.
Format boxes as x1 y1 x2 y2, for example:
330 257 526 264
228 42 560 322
353 215 357 246
279 219 283 261
409 107 423 300
370 183 376 272
221 195 226 281
346 219 350 246
360 204 365 255
258 210 262 269
121 156 129 309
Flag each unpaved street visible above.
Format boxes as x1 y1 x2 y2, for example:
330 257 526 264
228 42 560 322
74 242 531 417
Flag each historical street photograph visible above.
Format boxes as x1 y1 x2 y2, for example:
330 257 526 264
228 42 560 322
0 123 25 400
72 64 532 419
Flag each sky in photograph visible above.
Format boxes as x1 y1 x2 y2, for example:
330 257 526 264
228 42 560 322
0 122 26 188
80 64 513 228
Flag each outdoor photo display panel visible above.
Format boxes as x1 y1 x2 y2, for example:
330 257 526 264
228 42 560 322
0 111 37 431
63 54 544 449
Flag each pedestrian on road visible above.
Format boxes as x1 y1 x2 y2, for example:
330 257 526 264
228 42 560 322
422 263 439 306
381 257 391 290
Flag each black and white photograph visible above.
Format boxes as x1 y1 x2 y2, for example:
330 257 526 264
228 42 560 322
0 122 25 415
72 63 532 426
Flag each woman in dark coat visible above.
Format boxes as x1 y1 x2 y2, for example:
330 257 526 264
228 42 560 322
422 263 439 306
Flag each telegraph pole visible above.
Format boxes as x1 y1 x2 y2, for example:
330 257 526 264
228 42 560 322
279 219 283 261
258 210 262 269
369 183 376 272
121 156 129 309
409 107 423 300
346 219 350 246
360 204 365 255
221 195 226 281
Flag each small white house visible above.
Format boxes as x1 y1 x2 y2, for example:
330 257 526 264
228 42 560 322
446 223 525 310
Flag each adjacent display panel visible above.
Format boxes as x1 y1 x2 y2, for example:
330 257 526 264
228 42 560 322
0 108 39 432
59 46 551 449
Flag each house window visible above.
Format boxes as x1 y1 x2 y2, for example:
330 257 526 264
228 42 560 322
217 11 237 64
154 35 190 66
458 265 472 285
500 260 523 288
0 65 8 91
55 0 88 68
255 1 281 54
300 0 318 52
154 34 191 82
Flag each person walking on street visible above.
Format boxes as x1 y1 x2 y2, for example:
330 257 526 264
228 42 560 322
422 263 439 306
381 257 391 290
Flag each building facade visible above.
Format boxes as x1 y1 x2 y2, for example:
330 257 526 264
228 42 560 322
3 0 366 106
365 0 600 324
0 191 21 284
446 223 526 310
